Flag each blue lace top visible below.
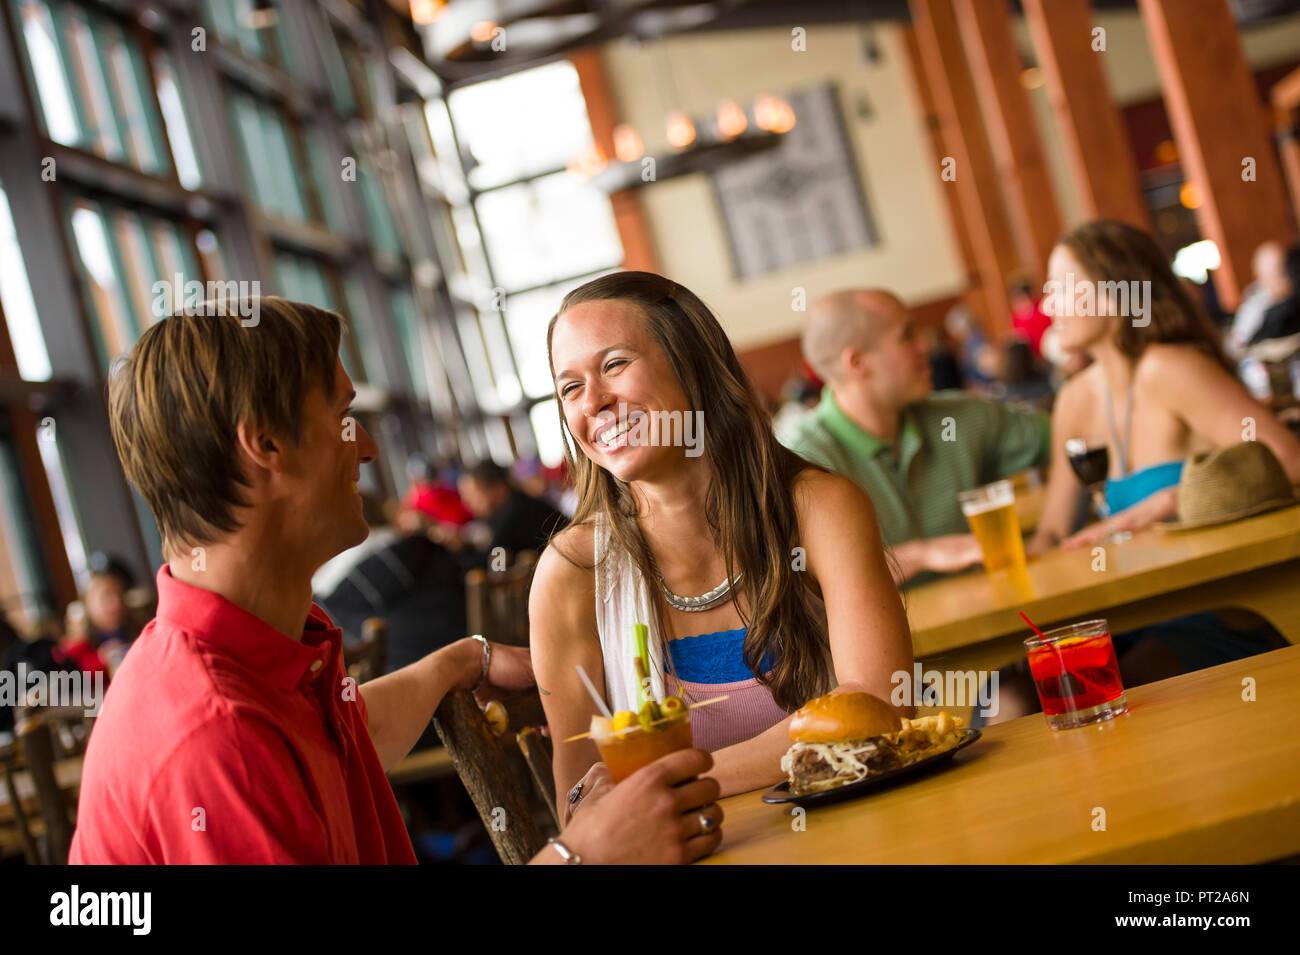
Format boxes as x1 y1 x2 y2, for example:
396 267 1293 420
664 627 775 684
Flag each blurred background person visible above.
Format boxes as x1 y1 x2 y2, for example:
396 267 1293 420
1244 243 1300 349
1031 220 1300 552
399 455 473 536
1009 276 1052 360
944 302 998 392
920 322 964 392
1226 240 1291 355
785 288 1050 585
455 460 566 564
997 219 1300 722
771 360 825 444
61 553 142 679
984 339 1055 412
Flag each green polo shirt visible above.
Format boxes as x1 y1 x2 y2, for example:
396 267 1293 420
782 389 1050 548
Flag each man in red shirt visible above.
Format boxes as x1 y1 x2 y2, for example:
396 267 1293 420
71 296 721 865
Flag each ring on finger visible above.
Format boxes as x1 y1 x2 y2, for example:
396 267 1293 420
697 810 716 835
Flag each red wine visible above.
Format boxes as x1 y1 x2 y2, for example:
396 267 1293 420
1067 445 1109 488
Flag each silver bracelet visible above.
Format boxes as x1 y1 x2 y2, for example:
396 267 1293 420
470 634 491 693
547 837 582 865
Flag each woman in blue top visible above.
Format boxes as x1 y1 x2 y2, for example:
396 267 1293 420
982 221 1300 725
1031 220 1300 552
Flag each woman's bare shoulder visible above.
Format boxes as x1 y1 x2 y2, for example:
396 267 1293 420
1135 342 1223 382
1053 363 1099 427
792 467 875 526
793 466 858 501
531 523 597 648
550 520 595 563
535 521 596 589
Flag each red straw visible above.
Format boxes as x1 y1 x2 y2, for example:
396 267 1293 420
1020 611 1107 696
1019 611 1046 640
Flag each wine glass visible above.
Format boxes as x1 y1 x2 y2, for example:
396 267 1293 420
1065 439 1129 544
1065 439 1110 521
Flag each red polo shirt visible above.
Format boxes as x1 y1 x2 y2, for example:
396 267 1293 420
70 566 417 864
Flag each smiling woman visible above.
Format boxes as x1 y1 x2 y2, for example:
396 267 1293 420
531 271 914 808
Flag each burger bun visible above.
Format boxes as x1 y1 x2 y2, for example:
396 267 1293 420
789 690 902 744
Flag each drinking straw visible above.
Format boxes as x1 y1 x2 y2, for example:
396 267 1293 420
1018 611 1045 640
574 664 612 719
634 622 651 708
1019 611 1106 697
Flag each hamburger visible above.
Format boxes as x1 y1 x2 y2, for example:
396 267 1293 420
780 691 906 795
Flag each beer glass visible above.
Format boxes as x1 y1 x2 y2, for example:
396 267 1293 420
959 480 1027 572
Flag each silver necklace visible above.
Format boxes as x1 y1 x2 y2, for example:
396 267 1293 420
659 573 743 613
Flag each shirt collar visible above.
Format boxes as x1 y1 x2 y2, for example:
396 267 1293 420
818 388 921 461
154 565 339 694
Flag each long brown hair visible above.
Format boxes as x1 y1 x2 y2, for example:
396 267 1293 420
1057 219 1233 373
546 271 830 712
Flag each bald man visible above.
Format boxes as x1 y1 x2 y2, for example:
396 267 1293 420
783 290 1050 585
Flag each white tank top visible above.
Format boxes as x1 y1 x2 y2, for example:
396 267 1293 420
591 514 800 753
593 513 669 713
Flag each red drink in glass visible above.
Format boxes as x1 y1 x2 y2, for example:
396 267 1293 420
1024 619 1128 729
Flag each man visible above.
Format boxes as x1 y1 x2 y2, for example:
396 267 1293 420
70 296 721 865
1247 243 1300 348
1227 240 1291 355
784 289 1050 584
456 460 566 562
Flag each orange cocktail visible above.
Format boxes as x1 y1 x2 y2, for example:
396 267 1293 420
595 717 694 783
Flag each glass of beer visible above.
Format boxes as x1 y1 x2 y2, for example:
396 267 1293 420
959 480 1027 572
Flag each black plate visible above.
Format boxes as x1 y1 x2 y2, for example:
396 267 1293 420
761 728 983 808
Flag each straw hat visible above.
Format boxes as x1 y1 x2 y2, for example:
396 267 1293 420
1156 441 1300 532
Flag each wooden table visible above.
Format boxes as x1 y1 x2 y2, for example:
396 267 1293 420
702 645 1300 864
386 745 456 787
906 504 1300 674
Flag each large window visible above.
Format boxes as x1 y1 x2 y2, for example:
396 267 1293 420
2 0 564 603
227 88 313 222
0 181 60 627
199 0 295 73
431 60 625 462
275 248 373 386
67 197 203 369
0 183 52 381
16 0 172 175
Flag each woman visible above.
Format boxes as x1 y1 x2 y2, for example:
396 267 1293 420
1030 220 1300 552
987 221 1300 723
530 272 913 815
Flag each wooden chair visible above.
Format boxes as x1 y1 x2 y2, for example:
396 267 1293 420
0 709 77 864
465 550 537 647
343 617 387 682
1 732 39 863
431 686 558 864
